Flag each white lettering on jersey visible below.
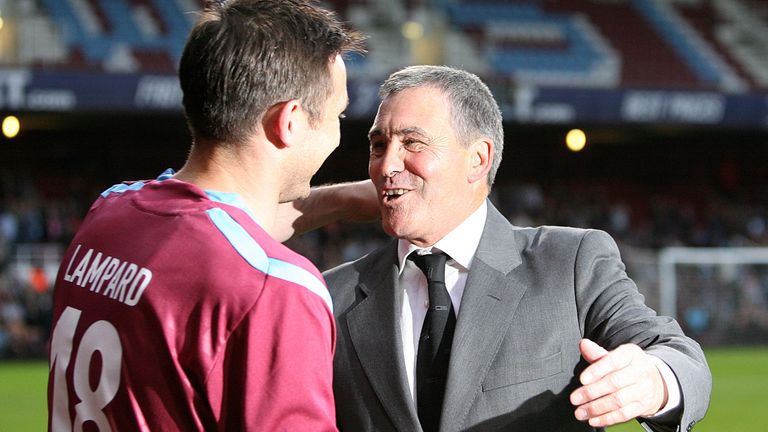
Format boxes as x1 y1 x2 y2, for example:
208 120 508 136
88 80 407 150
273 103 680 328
62 244 153 306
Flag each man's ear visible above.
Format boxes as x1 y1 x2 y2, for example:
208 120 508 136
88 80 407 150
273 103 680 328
467 138 493 184
265 99 304 149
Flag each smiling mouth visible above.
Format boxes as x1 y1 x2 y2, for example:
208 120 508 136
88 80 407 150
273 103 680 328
382 188 410 200
384 188 408 196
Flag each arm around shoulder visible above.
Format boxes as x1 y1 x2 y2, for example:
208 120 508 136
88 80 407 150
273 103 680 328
273 180 379 241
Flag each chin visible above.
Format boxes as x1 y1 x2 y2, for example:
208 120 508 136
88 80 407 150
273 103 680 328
381 222 398 238
279 184 311 203
381 216 413 241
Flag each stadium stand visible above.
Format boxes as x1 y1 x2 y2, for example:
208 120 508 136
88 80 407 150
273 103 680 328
682 0 768 88
631 0 744 91
17 0 198 72
1 0 765 91
544 0 699 88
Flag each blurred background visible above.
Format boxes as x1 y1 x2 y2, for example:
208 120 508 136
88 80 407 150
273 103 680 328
0 0 766 430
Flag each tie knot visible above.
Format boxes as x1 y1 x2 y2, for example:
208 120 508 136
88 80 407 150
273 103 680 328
408 252 448 283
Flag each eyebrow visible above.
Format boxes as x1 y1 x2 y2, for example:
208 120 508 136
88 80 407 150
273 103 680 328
368 126 429 140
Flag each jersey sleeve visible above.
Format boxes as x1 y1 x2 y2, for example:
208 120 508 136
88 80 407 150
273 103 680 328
207 278 337 431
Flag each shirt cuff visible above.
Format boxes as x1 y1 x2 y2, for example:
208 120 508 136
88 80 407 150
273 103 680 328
646 355 682 417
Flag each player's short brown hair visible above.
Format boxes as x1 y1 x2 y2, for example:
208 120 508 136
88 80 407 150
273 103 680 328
179 0 365 144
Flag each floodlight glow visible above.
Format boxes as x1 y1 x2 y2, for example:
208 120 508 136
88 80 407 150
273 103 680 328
402 21 424 40
566 128 586 152
2 115 20 138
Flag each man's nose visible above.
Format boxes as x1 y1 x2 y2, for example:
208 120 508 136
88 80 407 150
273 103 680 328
377 144 405 178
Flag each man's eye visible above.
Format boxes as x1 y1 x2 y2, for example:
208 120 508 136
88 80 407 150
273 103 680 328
403 139 423 149
369 141 385 154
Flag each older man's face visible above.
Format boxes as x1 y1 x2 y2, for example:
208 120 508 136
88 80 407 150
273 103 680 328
367 86 480 247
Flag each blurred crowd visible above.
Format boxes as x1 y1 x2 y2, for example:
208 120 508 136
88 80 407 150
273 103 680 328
0 173 88 359
2 177 768 358
497 182 768 249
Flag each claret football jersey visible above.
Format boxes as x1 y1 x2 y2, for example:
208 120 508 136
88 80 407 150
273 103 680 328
48 170 337 431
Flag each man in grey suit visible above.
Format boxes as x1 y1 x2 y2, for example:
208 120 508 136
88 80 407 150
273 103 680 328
324 65 711 432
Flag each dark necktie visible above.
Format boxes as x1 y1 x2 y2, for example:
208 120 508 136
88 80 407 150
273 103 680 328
409 252 455 432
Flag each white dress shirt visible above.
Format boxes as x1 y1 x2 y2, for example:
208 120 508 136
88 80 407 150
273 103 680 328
397 202 487 402
395 201 681 417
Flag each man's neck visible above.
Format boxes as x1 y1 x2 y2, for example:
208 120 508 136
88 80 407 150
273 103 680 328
406 191 489 248
397 200 487 271
174 143 282 234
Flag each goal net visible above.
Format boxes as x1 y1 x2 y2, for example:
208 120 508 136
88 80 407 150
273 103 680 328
657 247 768 345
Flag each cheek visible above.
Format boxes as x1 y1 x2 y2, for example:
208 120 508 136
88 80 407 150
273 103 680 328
319 119 339 145
329 120 340 139
405 157 437 183
368 158 380 180
318 129 338 155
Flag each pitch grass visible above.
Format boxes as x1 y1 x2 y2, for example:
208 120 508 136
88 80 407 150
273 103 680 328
0 360 48 431
1 347 766 431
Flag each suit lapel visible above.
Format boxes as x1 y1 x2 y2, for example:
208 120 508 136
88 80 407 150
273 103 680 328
346 242 421 431
441 203 528 430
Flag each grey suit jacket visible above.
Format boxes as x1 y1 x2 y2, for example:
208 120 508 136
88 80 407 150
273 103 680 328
324 203 711 432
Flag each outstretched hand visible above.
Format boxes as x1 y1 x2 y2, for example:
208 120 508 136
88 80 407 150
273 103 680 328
569 339 668 427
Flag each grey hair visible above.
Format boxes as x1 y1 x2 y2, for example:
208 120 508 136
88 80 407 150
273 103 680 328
379 65 504 190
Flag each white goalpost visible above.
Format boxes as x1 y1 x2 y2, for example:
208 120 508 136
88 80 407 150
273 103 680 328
658 247 768 317
657 247 768 344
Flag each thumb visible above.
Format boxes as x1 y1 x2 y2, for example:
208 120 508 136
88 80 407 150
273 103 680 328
579 338 608 364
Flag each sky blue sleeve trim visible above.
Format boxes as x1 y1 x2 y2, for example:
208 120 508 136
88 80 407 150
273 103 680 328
205 190 260 223
100 181 146 198
206 190 248 209
157 168 175 181
267 259 333 312
101 169 171 198
207 208 270 270
206 208 333 312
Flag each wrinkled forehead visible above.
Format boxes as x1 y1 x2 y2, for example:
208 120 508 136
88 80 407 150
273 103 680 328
368 125 431 143
368 88 453 139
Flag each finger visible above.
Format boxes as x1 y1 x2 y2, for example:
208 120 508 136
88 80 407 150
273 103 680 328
580 344 637 385
586 400 645 428
574 385 646 426
579 338 608 364
570 366 637 406
574 381 640 419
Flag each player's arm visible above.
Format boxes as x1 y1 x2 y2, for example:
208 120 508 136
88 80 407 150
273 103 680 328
273 179 379 242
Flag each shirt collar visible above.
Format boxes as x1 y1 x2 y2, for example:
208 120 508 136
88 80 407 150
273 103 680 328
159 169 261 227
397 201 488 274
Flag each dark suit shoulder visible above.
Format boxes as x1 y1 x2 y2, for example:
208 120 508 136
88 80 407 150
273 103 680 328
323 259 358 286
512 224 614 245
511 224 588 246
323 243 390 284
323 241 397 311
509 225 621 261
